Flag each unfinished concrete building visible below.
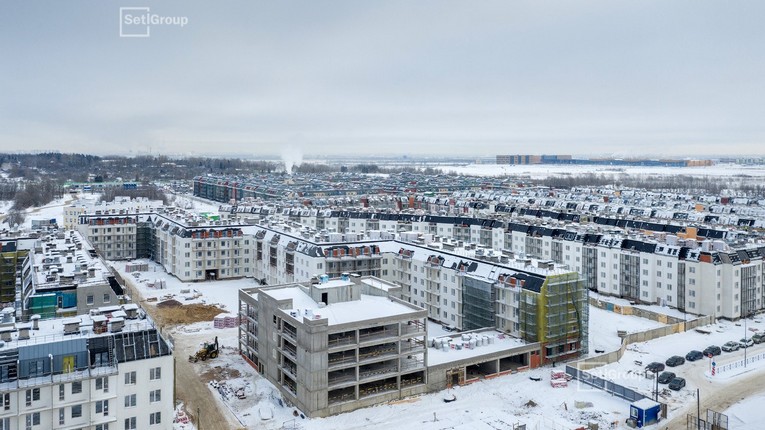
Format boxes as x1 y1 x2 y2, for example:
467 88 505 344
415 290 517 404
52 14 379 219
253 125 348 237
238 275 428 417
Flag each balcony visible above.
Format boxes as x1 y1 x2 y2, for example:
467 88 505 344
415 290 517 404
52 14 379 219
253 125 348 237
358 325 398 344
281 323 297 342
328 350 357 369
359 342 397 363
281 340 297 360
328 368 356 388
328 331 357 350
359 359 398 381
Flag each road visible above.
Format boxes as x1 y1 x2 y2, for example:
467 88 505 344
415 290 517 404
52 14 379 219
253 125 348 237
663 344 765 429
118 268 243 430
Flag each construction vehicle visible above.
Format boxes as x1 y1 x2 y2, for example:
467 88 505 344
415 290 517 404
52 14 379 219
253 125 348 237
189 336 219 363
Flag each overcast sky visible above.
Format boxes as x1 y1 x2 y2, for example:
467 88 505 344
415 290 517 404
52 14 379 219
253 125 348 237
1 1 764 158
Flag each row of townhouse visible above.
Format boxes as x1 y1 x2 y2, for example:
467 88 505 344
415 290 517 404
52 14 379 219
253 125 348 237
64 197 164 231
0 305 174 430
501 224 765 320
219 206 762 320
76 201 763 320
73 205 587 367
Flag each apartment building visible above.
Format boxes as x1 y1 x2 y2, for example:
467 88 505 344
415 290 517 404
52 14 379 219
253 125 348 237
18 231 123 320
64 197 164 231
0 304 173 430
238 275 428 417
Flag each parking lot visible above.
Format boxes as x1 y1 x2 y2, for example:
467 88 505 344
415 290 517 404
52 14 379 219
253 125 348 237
585 317 765 417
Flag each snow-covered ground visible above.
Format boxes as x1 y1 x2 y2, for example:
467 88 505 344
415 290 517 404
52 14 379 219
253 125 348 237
585 318 765 420
110 258 256 314
590 291 694 320
588 306 665 355
724 391 765 430
439 163 765 179
112 256 700 429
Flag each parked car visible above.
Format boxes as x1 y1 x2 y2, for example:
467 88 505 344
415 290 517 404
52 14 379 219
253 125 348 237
722 341 740 352
753 333 765 344
668 377 686 391
739 338 754 348
645 362 665 373
665 355 685 367
685 350 704 361
657 371 676 384
703 345 722 356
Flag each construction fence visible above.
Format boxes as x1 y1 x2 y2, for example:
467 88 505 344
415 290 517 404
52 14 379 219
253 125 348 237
565 364 648 404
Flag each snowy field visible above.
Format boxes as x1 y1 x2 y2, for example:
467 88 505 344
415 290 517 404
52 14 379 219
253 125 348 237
439 163 765 179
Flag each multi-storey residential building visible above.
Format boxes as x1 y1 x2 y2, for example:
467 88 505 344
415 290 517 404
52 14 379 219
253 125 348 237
64 197 164 230
18 231 123 320
238 275 428 417
0 304 173 430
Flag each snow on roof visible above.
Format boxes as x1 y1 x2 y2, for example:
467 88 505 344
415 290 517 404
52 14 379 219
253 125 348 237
360 277 396 292
313 279 353 289
261 286 420 326
1 313 155 352
427 330 527 366
631 398 660 409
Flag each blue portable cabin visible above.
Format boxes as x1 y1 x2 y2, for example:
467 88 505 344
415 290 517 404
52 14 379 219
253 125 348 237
630 398 661 427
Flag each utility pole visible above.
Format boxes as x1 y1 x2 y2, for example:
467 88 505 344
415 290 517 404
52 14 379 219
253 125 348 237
744 314 748 367
697 388 701 430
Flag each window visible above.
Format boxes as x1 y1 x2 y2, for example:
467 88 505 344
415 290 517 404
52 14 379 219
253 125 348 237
87 294 94 305
124 394 136 408
25 388 40 406
2 393 9 410
150 367 161 380
103 293 111 303
96 399 109 415
72 404 82 418
96 376 109 391
124 371 136 385
150 389 161 403
150 412 161 425
72 381 82 394
689 266 696 273
96 424 110 430
59 384 65 400
124 417 137 430
59 408 65 425
26 412 40 429
1 417 10 430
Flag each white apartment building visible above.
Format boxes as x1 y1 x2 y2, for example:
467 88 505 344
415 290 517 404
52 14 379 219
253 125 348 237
0 305 173 430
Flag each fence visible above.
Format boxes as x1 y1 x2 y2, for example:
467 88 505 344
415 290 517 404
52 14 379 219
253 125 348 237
714 350 765 376
565 364 649 403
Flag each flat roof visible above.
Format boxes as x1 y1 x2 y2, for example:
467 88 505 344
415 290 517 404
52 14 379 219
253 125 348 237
261 286 420 326
427 330 528 366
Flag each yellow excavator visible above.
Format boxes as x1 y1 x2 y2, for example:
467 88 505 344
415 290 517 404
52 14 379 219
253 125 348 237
189 336 219 362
